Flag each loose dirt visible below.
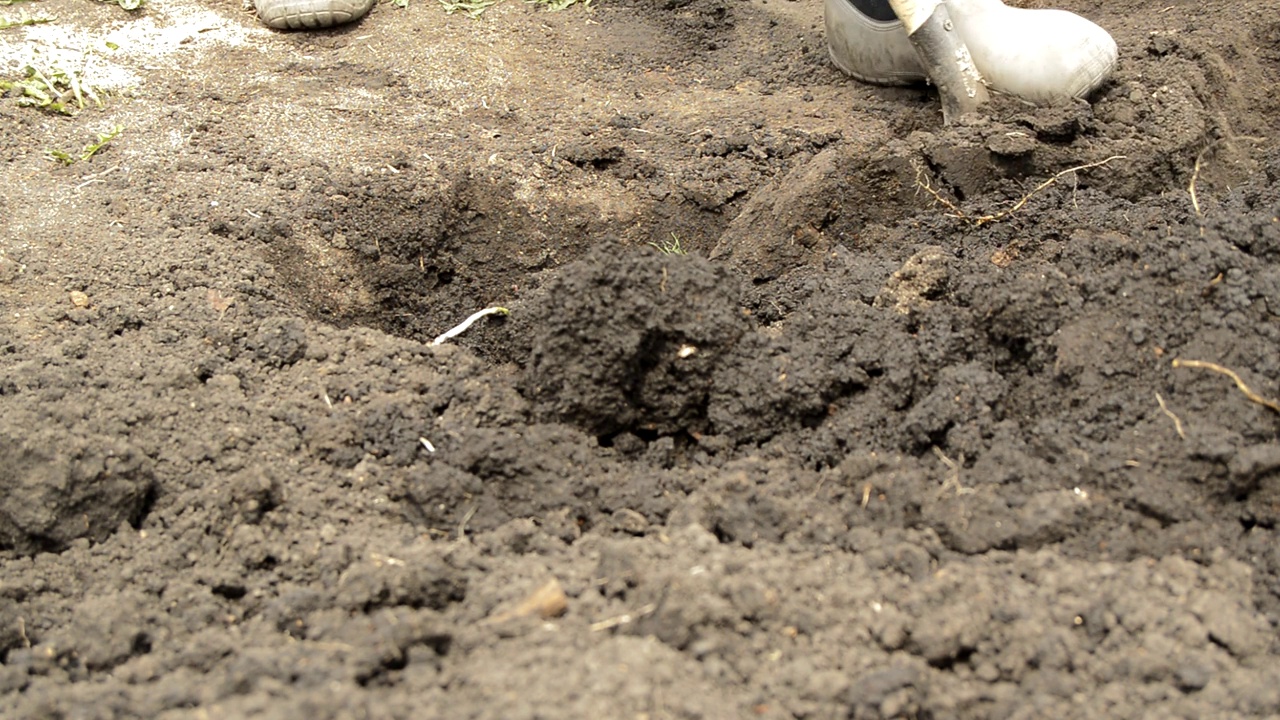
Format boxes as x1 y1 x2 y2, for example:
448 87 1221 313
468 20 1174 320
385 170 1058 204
1 0 1279 717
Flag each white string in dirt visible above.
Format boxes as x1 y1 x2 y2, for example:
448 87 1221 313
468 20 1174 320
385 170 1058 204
431 306 510 346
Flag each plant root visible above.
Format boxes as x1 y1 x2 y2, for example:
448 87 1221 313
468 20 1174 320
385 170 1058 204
1154 392 1187 439
431 306 509 346
1172 359 1280 414
915 155 1126 226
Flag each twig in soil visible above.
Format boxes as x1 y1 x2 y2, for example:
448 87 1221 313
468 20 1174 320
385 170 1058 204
457 505 478 541
1187 136 1267 229
1188 145 1210 221
915 155 1126 226
1171 359 1280 414
1154 392 1186 440
932 446 973 496
74 164 119 190
589 603 657 632
482 579 569 625
431 306 509 346
1187 141 1220 238
913 162 966 220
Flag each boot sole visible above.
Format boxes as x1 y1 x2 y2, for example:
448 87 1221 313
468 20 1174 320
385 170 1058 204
825 0 927 86
255 0 375 29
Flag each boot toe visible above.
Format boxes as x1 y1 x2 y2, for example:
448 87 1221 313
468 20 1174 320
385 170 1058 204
951 5 1118 105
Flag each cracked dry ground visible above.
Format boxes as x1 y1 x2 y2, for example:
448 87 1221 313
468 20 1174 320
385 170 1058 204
2 0 1280 718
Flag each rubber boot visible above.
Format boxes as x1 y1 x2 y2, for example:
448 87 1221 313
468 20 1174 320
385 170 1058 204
255 0 374 29
825 0 1118 106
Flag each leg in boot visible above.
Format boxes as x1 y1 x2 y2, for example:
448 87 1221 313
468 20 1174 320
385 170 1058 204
826 0 1118 108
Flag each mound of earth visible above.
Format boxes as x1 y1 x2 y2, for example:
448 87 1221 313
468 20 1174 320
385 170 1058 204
1 0 1279 718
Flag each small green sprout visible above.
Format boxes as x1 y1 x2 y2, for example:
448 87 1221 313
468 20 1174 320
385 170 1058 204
46 148 75 164
80 124 122 160
47 124 123 165
648 233 687 256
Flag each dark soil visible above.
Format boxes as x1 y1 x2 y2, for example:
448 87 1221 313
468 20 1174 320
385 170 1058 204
2 0 1280 717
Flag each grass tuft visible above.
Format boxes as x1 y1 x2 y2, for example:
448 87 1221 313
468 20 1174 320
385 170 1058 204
648 233 687 255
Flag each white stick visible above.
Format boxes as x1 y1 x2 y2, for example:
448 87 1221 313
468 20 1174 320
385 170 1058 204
431 306 510 346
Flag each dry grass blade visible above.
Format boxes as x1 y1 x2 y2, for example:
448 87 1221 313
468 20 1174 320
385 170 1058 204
1172 359 1280 414
1154 392 1186 439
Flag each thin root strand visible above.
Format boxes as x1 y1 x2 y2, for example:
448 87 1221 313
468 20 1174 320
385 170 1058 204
915 155 1127 227
1154 392 1187 439
1172 359 1280 414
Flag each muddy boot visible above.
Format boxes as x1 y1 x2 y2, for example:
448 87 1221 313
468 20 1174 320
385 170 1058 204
825 0 1118 106
255 0 375 29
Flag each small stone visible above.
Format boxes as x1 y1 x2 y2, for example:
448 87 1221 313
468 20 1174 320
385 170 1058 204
69 290 90 308
611 508 649 535
0 256 20 284
1176 662 1211 692
206 374 242 392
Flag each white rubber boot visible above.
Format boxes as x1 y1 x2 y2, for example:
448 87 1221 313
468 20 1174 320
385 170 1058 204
825 0 1118 106
255 0 374 29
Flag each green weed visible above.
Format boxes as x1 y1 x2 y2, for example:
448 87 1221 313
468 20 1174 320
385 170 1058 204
1 59 104 115
47 124 123 165
648 233 687 255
